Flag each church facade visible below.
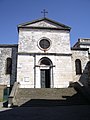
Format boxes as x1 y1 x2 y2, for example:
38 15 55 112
0 17 90 91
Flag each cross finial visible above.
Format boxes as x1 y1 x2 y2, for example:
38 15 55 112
41 9 48 18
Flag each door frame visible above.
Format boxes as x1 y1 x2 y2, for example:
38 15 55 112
35 57 54 88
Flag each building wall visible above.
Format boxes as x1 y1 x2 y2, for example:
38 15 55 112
54 55 73 87
35 55 73 88
71 49 89 86
0 45 18 87
18 29 71 54
17 55 34 88
17 54 73 88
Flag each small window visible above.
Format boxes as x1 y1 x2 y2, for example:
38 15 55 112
75 59 82 75
6 58 12 74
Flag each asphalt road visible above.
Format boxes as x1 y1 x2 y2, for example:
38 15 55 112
0 105 90 120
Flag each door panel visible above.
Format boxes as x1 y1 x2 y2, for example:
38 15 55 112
41 69 50 88
41 70 46 88
45 69 50 88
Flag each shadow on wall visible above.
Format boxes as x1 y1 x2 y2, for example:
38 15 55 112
78 61 90 86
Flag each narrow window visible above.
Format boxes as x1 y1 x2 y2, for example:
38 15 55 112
6 58 12 74
75 59 82 75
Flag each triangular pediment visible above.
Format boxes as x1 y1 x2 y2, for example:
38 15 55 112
24 20 62 28
18 18 71 30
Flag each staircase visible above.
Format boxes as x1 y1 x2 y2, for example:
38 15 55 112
12 88 89 107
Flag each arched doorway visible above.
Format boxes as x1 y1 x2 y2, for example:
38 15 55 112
39 57 52 88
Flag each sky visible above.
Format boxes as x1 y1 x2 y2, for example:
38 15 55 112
0 0 90 47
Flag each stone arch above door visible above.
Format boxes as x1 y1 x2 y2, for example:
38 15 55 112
39 57 53 66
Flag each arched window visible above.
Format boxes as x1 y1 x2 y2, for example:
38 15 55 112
6 58 12 74
75 59 82 75
40 59 50 65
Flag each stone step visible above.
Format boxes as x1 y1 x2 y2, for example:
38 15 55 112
16 88 76 98
13 88 89 106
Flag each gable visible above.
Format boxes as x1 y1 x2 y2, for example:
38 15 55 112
23 21 60 28
18 18 71 30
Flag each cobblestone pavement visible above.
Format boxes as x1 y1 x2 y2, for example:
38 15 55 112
0 105 90 120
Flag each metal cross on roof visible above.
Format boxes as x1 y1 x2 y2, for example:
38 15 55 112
41 9 48 18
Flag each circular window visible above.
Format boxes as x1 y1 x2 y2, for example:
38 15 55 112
39 39 50 50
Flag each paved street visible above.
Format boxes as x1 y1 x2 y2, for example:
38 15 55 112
0 105 90 120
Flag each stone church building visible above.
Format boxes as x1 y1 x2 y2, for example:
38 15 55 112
0 17 90 99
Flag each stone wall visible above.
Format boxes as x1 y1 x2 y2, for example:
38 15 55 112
17 55 34 88
18 29 71 54
71 49 89 85
35 54 73 88
17 53 73 88
0 45 18 87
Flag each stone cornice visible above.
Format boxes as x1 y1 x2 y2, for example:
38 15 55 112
17 52 72 56
18 26 70 32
